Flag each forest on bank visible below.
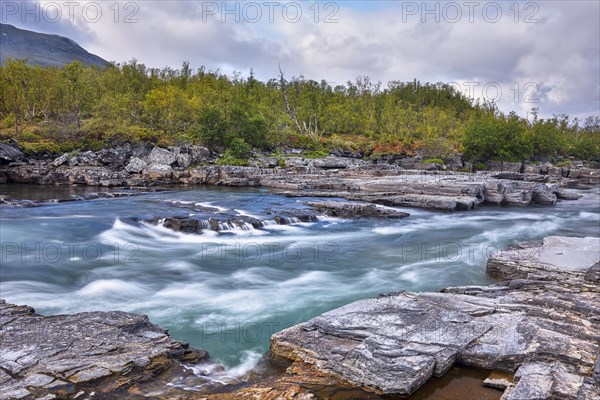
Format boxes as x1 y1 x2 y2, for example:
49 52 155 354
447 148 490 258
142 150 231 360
1 59 598 165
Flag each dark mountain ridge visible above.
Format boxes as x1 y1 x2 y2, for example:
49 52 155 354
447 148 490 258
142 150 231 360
0 23 109 67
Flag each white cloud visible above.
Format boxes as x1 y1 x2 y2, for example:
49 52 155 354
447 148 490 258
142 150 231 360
5 0 599 118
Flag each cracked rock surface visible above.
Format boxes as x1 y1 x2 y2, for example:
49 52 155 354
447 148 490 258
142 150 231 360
0 302 207 400
270 236 600 398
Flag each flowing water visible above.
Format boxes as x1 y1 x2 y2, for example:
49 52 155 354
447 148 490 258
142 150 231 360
1 184 599 390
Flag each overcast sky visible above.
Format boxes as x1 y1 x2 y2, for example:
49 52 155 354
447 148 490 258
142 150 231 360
3 1 599 119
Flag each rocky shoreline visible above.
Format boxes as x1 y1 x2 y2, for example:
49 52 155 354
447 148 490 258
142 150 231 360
1 236 598 399
1 143 598 212
270 236 600 399
1 142 599 399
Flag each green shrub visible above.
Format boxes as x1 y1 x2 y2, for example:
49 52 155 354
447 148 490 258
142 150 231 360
463 112 532 162
21 140 78 155
303 149 329 158
227 137 252 159
423 158 444 164
15 131 42 142
277 157 286 168
194 106 228 149
2 113 16 128
473 162 487 171
215 137 252 166
554 160 571 168
216 151 249 166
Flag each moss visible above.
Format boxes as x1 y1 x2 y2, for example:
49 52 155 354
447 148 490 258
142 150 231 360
423 158 445 164
215 149 249 166
554 160 572 168
302 149 329 159
20 140 78 155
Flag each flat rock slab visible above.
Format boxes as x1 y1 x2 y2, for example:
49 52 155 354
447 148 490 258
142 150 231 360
538 236 600 271
306 201 410 218
483 371 513 390
487 236 600 278
271 236 600 398
0 300 207 399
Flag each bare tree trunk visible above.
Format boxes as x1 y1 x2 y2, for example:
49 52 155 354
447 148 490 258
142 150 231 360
279 66 324 142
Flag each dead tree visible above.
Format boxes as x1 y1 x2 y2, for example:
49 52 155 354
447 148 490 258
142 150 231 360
278 66 324 142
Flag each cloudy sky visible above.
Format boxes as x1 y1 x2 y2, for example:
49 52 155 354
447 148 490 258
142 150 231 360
3 0 599 119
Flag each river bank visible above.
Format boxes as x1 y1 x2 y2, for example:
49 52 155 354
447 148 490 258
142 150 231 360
1 143 599 399
1 143 599 212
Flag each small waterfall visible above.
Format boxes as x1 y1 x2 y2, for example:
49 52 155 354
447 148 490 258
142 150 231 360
199 220 210 230
153 215 314 234
275 216 301 225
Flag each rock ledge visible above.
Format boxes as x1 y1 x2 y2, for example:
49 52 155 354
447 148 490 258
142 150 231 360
270 236 600 399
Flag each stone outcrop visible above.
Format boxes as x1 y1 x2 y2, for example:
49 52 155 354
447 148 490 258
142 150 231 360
269 236 600 399
0 144 595 212
0 300 208 400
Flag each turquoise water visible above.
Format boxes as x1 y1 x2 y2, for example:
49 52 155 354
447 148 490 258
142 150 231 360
1 184 598 384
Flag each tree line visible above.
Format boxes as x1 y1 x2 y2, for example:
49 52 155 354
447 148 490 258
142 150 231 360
0 59 598 163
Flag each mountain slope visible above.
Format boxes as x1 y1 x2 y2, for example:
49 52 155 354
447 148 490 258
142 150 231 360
0 23 109 67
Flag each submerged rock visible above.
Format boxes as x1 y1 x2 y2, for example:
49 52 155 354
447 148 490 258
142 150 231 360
150 214 319 234
270 236 600 398
306 201 409 219
161 216 202 233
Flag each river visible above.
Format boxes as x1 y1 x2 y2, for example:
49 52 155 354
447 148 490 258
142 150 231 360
1 184 598 389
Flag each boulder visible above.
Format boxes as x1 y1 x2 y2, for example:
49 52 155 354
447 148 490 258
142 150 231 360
311 156 364 169
125 157 147 174
488 161 522 173
443 154 464 169
143 164 173 179
52 153 70 167
414 162 440 171
399 157 418 169
0 143 23 164
147 147 177 166
182 145 211 164
176 153 191 168
131 142 153 159
69 150 98 166
97 144 131 167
